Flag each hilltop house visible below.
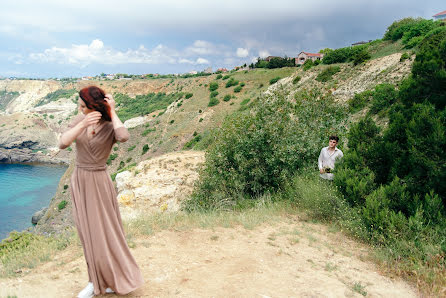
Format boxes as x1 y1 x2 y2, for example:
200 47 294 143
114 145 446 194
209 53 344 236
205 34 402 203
296 52 324 65
433 10 446 21
352 40 372 46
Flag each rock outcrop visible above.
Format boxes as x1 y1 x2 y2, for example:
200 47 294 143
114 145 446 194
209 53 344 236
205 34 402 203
115 151 205 219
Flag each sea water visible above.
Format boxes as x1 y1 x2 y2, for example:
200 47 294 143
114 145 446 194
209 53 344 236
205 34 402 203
0 163 67 240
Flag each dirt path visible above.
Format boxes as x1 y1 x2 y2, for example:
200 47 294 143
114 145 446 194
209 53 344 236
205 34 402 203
1 219 418 297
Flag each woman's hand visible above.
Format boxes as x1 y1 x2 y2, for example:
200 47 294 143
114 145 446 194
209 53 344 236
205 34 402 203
104 94 116 111
81 111 102 128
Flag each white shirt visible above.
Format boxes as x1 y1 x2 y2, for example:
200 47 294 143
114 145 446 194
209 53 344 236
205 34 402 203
318 146 343 180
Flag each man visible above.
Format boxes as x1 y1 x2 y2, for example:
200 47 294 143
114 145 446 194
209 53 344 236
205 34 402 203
318 135 343 180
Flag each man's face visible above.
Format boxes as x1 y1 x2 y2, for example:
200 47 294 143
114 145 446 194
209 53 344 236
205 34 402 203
329 139 338 149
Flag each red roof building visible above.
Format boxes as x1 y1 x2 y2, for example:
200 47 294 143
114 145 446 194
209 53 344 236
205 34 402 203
433 10 446 20
296 51 324 65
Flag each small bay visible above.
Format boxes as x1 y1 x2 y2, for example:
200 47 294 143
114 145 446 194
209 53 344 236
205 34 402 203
0 163 67 240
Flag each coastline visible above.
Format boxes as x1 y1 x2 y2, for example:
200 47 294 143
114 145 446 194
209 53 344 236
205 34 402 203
0 148 70 166
0 161 69 241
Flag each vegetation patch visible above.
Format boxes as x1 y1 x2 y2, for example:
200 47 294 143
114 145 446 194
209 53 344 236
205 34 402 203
115 92 184 122
315 66 341 82
35 89 77 107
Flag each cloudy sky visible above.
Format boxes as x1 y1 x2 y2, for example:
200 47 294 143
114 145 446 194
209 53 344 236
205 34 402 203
0 0 444 78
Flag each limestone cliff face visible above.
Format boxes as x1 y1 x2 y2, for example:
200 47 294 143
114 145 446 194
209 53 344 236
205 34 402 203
115 151 205 220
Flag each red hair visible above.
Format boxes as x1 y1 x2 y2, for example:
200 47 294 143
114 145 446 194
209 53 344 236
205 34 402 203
79 86 111 121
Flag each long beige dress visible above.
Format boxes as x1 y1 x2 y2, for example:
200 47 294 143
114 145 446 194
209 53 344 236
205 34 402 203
67 114 144 295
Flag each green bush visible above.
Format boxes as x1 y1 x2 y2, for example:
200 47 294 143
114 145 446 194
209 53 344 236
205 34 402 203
142 144 149 154
400 52 410 61
222 75 230 80
223 95 231 102
352 48 371 65
369 83 397 114
292 76 301 84
208 97 219 107
315 66 340 82
302 59 314 70
210 91 219 98
183 135 202 149
347 90 373 113
269 77 281 84
240 82 245 87
383 17 422 41
216 74 223 79
185 93 193 99
225 78 239 88
234 86 242 93
209 82 219 91
58 200 68 210
106 153 118 165
127 145 136 151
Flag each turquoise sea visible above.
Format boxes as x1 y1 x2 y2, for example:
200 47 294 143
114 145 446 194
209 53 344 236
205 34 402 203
0 164 67 240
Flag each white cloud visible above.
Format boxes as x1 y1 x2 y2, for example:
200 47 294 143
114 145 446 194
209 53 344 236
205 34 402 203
28 40 215 67
196 58 210 64
29 40 181 67
236 48 249 58
259 50 270 58
179 58 194 64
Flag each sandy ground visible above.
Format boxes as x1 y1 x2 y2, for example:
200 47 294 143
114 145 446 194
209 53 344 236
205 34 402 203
1 218 418 298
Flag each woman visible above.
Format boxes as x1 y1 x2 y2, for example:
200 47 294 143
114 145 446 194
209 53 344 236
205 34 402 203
59 86 144 297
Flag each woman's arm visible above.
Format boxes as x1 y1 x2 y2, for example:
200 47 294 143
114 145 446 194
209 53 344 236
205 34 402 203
105 94 129 143
58 112 102 149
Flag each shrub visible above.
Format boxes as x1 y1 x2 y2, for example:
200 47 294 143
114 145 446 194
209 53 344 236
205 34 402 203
302 59 314 70
209 82 219 91
183 135 202 149
222 75 230 80
383 17 422 41
210 91 219 98
225 78 239 88
142 144 149 154
369 83 397 114
269 77 281 84
216 74 223 79
400 52 410 62
208 97 219 107
352 48 371 65
185 93 193 99
234 86 242 93
347 90 373 113
223 95 231 102
315 66 340 82
106 153 118 165
292 76 301 84
58 200 68 210
240 82 245 87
